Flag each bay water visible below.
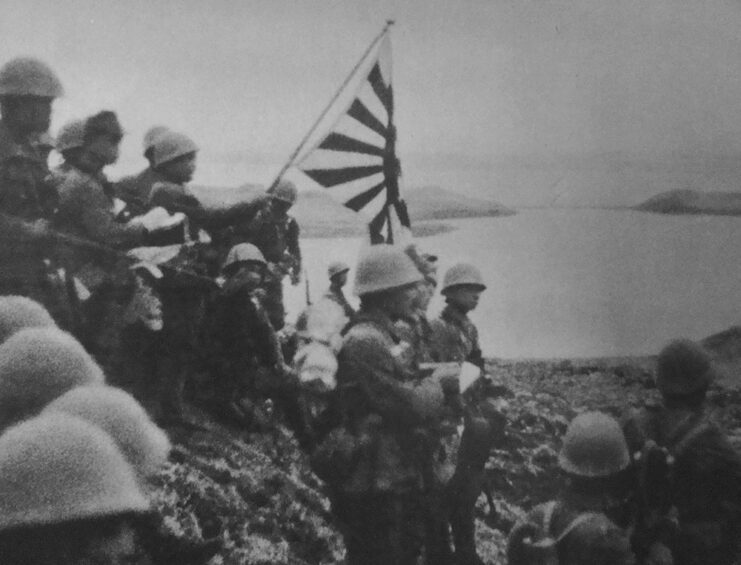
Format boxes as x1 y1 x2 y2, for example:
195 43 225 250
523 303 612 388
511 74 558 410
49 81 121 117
283 209 741 359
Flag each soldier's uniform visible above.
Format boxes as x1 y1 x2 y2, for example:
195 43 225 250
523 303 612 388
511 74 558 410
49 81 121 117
507 412 636 565
0 59 68 325
233 179 301 330
429 263 491 565
622 339 741 565
324 261 356 320
314 245 451 565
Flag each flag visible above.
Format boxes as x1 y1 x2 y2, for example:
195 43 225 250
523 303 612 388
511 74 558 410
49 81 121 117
297 35 410 243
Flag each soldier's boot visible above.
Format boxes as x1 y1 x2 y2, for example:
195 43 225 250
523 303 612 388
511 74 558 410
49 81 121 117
156 355 194 428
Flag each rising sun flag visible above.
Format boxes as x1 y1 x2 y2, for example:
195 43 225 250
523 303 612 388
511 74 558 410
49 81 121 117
271 22 410 244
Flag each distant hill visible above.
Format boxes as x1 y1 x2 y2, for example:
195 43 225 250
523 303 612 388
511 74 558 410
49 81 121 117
189 183 512 238
635 189 741 215
404 185 515 220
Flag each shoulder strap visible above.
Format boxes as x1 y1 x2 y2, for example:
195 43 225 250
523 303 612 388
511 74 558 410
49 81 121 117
529 503 595 548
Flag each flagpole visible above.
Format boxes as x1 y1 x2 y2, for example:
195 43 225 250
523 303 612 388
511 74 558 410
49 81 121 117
266 20 395 192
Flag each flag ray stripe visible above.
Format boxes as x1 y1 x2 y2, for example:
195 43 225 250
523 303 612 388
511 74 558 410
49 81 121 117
368 63 392 113
344 181 386 212
319 132 385 156
303 164 384 188
301 148 382 171
348 99 387 138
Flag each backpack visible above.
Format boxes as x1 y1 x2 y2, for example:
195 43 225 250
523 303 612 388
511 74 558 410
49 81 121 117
509 501 593 565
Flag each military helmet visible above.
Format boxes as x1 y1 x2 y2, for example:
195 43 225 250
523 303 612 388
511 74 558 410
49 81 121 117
0 414 148 531
0 295 56 344
558 412 630 477
270 179 298 205
84 110 123 142
44 386 170 480
223 243 266 269
142 125 169 152
441 263 486 293
151 130 198 168
55 119 86 153
0 328 105 430
656 338 714 396
353 244 423 296
566 512 633 565
328 261 350 279
0 57 63 98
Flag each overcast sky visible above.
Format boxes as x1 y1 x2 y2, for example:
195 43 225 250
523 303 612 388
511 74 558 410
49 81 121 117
5 0 741 200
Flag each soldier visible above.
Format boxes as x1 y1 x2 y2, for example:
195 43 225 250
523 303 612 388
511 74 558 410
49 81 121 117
430 262 486 369
429 262 495 565
507 412 636 565
324 261 355 320
234 178 301 330
622 339 741 565
206 243 292 429
0 57 68 323
115 125 170 215
49 118 86 187
0 413 152 565
316 244 457 565
54 110 175 354
0 327 105 430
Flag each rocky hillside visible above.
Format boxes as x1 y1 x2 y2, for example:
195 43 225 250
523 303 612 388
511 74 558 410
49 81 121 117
151 348 741 564
634 189 741 215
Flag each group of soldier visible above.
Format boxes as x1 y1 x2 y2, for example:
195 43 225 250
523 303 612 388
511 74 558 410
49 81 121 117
0 53 740 565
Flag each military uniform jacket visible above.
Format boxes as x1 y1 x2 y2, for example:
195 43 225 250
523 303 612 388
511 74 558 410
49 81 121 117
430 304 483 367
323 286 355 320
622 404 741 561
507 500 635 565
334 309 444 493
115 167 160 216
238 203 301 275
0 121 58 286
55 168 147 285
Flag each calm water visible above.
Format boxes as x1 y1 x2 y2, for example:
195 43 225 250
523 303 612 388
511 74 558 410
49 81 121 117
283 209 741 359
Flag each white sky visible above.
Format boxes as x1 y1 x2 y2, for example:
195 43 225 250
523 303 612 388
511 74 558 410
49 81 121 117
5 0 741 200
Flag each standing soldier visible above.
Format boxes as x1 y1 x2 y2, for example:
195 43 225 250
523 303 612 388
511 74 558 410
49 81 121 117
324 261 355 320
54 111 174 355
507 412 636 565
315 244 457 565
623 339 741 565
234 178 301 330
115 125 170 216
0 57 67 323
429 262 494 565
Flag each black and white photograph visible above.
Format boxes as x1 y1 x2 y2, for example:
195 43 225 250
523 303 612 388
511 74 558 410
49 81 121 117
0 1 739 563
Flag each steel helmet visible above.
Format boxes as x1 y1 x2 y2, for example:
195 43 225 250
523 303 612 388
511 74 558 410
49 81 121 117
0 295 56 344
142 125 169 152
0 328 105 430
0 57 63 98
55 119 86 153
224 243 266 269
558 412 630 477
656 339 714 396
151 130 198 168
44 386 171 480
328 261 350 279
0 413 148 531
270 179 298 205
353 244 423 296
441 263 487 293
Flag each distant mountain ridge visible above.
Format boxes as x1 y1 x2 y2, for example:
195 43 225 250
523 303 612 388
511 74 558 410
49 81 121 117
190 183 513 238
635 189 741 215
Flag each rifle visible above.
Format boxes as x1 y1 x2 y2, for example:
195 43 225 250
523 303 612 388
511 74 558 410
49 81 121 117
304 268 311 306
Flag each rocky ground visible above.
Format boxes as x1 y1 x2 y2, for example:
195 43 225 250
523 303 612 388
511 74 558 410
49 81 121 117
148 354 741 565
